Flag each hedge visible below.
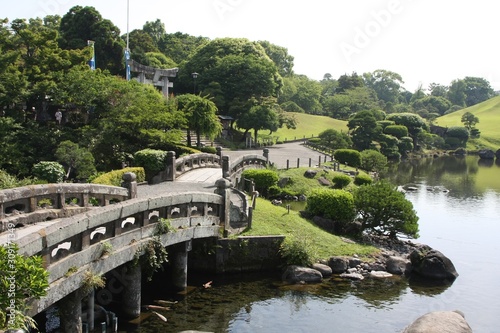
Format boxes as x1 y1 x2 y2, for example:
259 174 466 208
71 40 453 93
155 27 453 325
91 167 146 186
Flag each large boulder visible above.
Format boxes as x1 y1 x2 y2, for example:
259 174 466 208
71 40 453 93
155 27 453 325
282 265 322 284
304 169 318 178
496 149 500 159
328 256 349 273
311 263 332 277
409 245 458 281
386 256 412 275
402 310 472 333
478 149 495 159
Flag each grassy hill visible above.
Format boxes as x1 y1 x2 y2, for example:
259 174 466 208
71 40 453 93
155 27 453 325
259 112 348 142
435 96 500 150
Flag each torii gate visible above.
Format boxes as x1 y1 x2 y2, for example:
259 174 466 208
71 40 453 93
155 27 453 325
127 59 178 97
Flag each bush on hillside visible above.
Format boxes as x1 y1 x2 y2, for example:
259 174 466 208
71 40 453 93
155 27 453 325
306 188 356 228
32 161 65 183
241 169 279 197
133 149 168 181
354 174 373 186
91 167 145 186
331 174 352 188
360 150 387 172
333 149 361 167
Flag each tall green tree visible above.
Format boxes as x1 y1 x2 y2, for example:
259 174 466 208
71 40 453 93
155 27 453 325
463 76 495 106
347 110 383 151
258 40 294 77
447 79 466 107
177 38 281 122
237 99 281 144
363 69 404 104
59 6 125 75
179 94 222 147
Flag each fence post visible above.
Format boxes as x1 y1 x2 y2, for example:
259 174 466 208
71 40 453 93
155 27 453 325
297 158 300 168
287 160 290 170
309 158 312 167
121 172 137 199
318 156 321 167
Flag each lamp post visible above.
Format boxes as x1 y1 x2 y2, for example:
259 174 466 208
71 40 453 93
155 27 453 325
191 72 199 94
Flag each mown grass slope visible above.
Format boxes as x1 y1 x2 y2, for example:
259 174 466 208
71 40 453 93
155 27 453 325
240 197 378 260
259 112 348 142
435 96 500 150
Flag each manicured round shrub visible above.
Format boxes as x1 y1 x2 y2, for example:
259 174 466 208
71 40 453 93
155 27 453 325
306 188 356 224
331 174 351 188
360 150 387 172
133 149 167 180
384 125 408 138
32 161 65 183
354 173 373 186
241 169 279 197
333 149 361 168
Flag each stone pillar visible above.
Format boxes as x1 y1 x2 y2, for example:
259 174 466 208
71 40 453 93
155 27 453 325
87 289 95 331
222 155 230 178
171 241 191 292
121 172 137 199
263 148 269 164
58 290 83 333
166 151 176 181
215 178 232 237
216 146 223 158
121 264 142 319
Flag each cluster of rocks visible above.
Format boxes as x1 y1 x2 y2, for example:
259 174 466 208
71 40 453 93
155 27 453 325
282 235 459 284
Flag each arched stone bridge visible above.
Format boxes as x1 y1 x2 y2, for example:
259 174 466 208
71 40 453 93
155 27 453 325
0 151 270 330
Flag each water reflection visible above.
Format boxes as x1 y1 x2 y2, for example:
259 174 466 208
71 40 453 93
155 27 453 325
388 155 500 198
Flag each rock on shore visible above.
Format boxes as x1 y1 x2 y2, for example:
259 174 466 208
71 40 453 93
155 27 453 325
402 310 472 333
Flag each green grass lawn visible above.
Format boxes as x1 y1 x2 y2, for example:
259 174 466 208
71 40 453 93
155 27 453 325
435 96 500 150
258 112 348 142
240 197 378 260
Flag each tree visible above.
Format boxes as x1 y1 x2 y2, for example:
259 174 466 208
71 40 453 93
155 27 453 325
336 72 364 93
461 111 479 131
143 19 166 48
363 69 404 104
354 180 419 238
237 100 280 144
158 32 208 65
177 38 281 122
258 40 294 77
0 244 49 330
411 96 452 115
428 83 448 97
445 126 469 148
32 161 65 183
59 6 125 75
386 113 427 149
463 76 495 106
179 94 222 147
55 140 96 180
347 110 383 151
318 128 352 149
447 79 466 107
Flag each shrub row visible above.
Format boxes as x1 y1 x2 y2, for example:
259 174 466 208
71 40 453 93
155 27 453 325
91 167 146 186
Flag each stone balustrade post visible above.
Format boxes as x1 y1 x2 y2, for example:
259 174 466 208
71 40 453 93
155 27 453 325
166 151 176 181
216 146 223 158
222 156 230 178
121 172 137 199
263 148 269 164
215 178 232 237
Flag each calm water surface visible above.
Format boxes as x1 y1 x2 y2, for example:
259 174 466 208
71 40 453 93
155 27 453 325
129 155 500 333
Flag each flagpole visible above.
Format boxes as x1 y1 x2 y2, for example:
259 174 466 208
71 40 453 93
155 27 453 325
125 0 131 80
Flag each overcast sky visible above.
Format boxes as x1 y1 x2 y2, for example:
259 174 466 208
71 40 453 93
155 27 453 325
5 0 500 91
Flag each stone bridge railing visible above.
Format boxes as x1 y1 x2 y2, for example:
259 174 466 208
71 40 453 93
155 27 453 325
4 190 224 317
0 183 130 232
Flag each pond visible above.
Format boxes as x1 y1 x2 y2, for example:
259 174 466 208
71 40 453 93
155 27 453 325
124 155 500 333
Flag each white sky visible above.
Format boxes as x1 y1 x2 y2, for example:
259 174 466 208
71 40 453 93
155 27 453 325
4 0 500 91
